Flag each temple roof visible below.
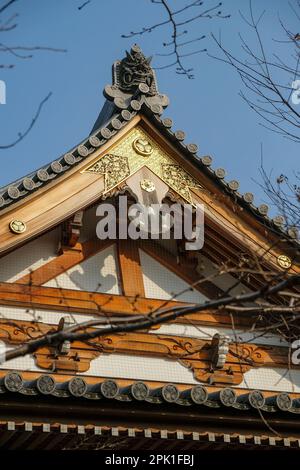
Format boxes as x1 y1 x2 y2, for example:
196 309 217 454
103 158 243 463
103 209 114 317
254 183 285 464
0 45 297 242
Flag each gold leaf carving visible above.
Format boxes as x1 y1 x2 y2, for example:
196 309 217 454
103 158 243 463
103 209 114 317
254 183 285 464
162 164 202 203
82 127 203 203
84 154 130 192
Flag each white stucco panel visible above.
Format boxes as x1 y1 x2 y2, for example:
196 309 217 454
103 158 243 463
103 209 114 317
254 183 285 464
0 229 59 282
44 245 121 294
139 249 208 303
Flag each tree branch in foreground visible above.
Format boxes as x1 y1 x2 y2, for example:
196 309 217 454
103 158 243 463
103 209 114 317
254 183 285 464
3 272 300 363
122 0 230 79
0 92 52 149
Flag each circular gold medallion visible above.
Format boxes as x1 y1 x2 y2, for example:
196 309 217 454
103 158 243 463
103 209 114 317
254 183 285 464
277 254 292 269
140 179 156 193
132 138 153 156
9 220 26 234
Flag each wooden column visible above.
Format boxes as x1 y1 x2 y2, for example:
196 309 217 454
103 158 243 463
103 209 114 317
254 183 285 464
117 240 145 297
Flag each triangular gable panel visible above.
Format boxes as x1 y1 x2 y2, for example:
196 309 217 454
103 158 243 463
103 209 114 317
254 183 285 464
0 118 297 275
83 125 202 204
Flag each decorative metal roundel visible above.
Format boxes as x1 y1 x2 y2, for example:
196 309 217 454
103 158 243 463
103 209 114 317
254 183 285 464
132 138 153 156
140 179 156 193
9 219 26 234
277 254 292 269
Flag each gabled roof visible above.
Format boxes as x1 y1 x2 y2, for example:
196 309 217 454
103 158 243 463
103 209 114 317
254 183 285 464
0 45 297 244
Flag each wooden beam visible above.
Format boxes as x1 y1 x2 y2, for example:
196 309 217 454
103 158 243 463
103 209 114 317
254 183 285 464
0 282 253 327
15 239 114 286
117 240 145 297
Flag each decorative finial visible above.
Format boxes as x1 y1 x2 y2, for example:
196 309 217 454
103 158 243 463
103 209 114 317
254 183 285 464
103 44 169 113
117 44 155 94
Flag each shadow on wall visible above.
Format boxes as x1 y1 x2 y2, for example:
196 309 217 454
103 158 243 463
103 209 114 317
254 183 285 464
48 245 121 294
0 230 60 283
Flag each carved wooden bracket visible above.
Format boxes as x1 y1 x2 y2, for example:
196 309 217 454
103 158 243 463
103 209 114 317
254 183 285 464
62 211 84 248
0 319 296 384
34 346 101 374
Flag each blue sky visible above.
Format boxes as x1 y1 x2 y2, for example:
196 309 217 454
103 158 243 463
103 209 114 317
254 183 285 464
0 0 298 215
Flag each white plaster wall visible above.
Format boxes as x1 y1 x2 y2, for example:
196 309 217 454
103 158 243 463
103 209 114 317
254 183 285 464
0 350 43 372
0 229 59 282
140 249 208 303
153 323 288 347
240 367 300 393
80 353 196 383
44 245 121 294
196 253 252 296
82 356 300 392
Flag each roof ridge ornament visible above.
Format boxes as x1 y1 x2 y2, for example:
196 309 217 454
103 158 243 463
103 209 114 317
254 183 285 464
115 44 156 95
104 44 169 114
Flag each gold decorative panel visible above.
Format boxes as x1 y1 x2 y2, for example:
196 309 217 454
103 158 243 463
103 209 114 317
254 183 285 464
83 126 202 203
83 154 130 192
162 164 201 203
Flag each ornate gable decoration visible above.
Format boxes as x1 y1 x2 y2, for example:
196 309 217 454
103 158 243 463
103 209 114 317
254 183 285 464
83 126 202 203
82 154 130 192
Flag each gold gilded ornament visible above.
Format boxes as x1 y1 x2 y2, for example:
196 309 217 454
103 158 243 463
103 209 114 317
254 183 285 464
9 220 26 234
140 179 156 193
83 154 130 193
277 255 292 269
132 138 153 156
82 126 202 204
162 164 202 203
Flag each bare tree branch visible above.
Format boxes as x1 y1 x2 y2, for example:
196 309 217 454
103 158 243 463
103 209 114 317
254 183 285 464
0 0 17 15
211 0 300 142
122 0 230 78
0 92 52 149
3 271 300 363
0 2 67 148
